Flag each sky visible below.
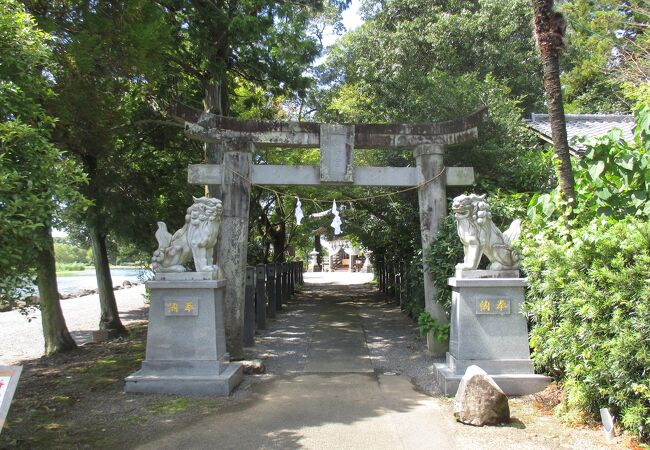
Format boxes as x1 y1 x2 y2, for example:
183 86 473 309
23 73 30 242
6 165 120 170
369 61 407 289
321 0 364 48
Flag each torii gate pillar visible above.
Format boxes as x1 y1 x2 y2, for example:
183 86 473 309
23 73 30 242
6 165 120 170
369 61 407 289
414 144 448 356
217 138 253 359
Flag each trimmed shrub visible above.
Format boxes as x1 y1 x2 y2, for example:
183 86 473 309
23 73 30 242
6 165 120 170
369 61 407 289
522 218 650 440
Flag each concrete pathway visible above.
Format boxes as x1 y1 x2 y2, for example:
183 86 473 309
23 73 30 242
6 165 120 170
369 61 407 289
139 273 457 449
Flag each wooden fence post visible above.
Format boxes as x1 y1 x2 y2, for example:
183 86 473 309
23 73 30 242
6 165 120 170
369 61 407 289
395 261 402 306
386 260 395 299
255 264 266 330
275 262 283 311
282 262 289 305
402 260 409 310
244 266 255 347
289 261 294 294
266 264 276 318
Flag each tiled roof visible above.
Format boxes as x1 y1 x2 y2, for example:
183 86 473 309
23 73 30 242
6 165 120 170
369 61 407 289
526 113 635 156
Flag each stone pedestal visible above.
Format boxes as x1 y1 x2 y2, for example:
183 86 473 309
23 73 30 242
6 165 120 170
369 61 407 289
433 273 550 396
125 276 243 396
308 250 321 272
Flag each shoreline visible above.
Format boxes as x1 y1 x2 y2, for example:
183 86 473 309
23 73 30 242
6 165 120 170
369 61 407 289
58 279 144 300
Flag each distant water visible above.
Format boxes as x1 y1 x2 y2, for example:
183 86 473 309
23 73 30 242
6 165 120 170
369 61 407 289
56 268 152 295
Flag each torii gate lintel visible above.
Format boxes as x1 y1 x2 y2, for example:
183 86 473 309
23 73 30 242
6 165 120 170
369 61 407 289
171 103 488 358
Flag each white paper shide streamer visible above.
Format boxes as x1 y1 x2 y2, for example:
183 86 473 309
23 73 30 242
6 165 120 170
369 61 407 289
331 200 342 235
295 197 304 225
294 198 343 235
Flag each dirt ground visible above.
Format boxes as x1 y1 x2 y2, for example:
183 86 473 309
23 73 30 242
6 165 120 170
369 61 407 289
0 323 254 449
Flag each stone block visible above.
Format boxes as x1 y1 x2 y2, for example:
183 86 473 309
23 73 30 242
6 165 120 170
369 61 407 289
455 269 519 279
154 271 219 281
320 123 354 184
125 278 242 396
454 365 510 426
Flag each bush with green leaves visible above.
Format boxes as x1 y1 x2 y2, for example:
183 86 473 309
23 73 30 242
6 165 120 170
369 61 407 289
529 104 650 224
425 214 463 315
417 311 450 342
522 103 650 442
522 218 650 441
397 252 425 319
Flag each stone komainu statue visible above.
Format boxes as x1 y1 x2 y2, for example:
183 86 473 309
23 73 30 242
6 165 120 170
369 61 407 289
452 194 521 271
151 197 223 273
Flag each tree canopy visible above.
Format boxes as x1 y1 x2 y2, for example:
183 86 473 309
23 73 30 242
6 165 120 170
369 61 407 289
0 0 86 306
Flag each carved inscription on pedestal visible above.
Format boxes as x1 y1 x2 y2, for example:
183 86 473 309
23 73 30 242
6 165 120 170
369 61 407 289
475 297 511 315
165 300 199 316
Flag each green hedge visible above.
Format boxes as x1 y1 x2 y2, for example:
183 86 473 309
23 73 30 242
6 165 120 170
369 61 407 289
426 213 463 315
522 218 650 440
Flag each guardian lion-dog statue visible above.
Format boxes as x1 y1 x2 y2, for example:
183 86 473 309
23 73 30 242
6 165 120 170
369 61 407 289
452 194 521 270
151 197 223 273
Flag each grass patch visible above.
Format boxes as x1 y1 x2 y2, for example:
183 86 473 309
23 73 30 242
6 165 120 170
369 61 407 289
122 415 148 426
147 398 191 415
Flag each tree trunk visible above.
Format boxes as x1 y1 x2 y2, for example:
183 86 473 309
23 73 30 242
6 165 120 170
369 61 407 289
89 224 127 334
271 223 286 262
37 225 77 355
83 154 127 335
203 79 229 197
532 0 577 213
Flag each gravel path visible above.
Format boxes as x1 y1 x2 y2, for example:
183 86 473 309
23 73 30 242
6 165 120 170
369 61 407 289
243 273 373 375
244 272 438 386
0 285 148 365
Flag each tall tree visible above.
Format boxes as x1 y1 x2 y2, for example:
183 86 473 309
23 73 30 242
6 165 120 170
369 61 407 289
25 0 172 335
0 0 86 353
161 0 347 198
532 0 577 213
560 0 648 112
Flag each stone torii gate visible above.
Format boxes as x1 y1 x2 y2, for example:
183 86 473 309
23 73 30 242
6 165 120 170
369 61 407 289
171 104 488 358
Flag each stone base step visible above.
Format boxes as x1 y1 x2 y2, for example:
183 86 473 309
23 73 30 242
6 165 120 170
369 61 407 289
434 363 551 397
125 363 243 396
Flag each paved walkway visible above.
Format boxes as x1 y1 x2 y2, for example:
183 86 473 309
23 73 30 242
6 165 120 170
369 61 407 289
139 273 457 449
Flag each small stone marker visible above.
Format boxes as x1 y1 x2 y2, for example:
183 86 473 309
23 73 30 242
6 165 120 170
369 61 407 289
454 365 510 426
0 365 22 434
